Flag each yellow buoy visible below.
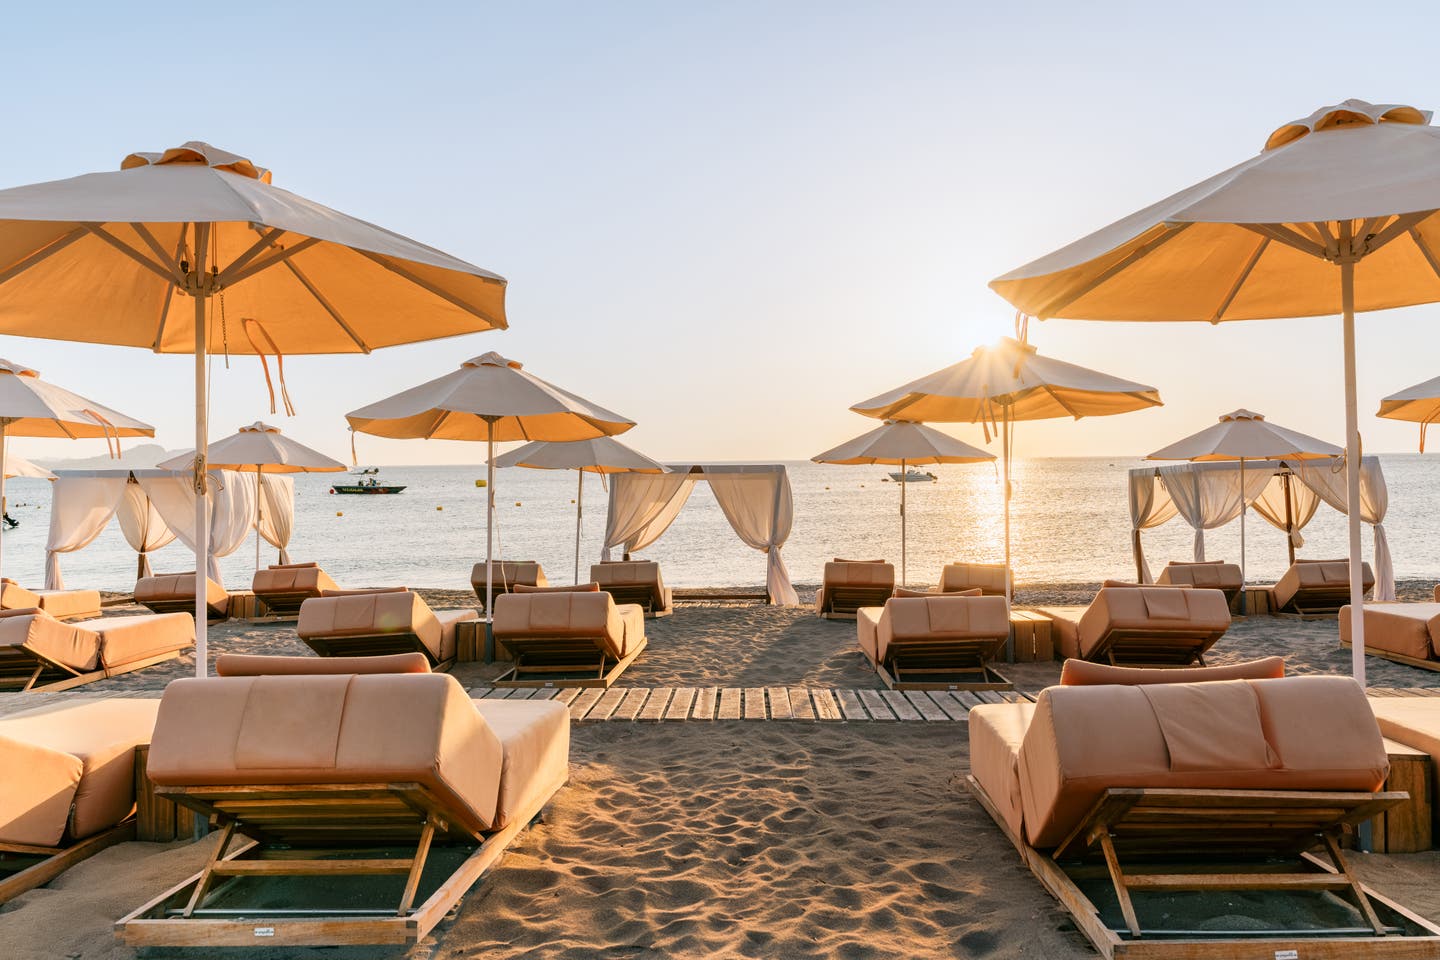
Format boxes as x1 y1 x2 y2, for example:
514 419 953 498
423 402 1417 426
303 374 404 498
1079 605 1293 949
570 499 576 504
475 479 486 487
437 505 444 511
336 511 343 517
515 501 522 507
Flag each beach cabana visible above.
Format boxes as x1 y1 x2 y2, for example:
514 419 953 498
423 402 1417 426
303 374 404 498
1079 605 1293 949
0 140 507 676
1147 410 1341 612
990 98 1440 682
1127 456 1394 600
496 436 667 584
1378 376 1440 451
347 353 635 621
812 420 993 588
851 335 1161 608
601 464 799 605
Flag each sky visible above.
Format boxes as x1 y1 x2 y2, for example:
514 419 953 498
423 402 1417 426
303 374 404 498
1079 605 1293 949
2 1 1439 465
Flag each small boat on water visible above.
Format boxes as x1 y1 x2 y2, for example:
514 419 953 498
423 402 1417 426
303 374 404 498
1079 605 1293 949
351 466 380 475
887 470 937 483
330 478 406 495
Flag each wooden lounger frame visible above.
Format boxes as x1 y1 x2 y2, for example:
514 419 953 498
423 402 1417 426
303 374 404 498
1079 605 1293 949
672 590 770 605
820 585 893 620
1274 586 1368 619
1084 626 1225 668
141 596 229 623
967 776 1440 958
0 645 184 693
494 635 647 688
250 590 320 619
1341 639 1440 674
117 777 560 947
875 637 1013 691
300 632 456 672
602 584 671 618
0 821 134 904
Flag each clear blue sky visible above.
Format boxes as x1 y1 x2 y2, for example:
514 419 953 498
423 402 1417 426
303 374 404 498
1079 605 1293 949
2 1 1439 464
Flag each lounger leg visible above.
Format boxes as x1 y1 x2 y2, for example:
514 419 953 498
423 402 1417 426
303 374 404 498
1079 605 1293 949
182 820 236 918
397 816 439 916
20 662 43 692
1095 828 1141 939
1321 831 1386 935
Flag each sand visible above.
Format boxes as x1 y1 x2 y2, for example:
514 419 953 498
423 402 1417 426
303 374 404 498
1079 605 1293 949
6 581 1440 958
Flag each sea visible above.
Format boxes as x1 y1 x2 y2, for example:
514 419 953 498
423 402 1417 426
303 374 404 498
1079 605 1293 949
4 456 1438 593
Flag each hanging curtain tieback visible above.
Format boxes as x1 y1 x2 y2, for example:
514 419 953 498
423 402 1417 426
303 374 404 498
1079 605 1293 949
242 318 295 417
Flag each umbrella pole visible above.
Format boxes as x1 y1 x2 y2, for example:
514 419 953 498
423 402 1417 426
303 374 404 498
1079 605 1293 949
0 420 7 584
485 425 496 624
193 223 211 679
254 466 262 574
1239 458 1247 615
899 457 906 589
1003 406 1014 662
1283 472 1296 566
1341 259 1366 685
575 470 583 585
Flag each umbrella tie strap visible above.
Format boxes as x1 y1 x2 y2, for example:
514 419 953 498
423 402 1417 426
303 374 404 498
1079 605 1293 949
350 429 358 467
242 319 295 417
1419 408 1440 453
82 409 121 460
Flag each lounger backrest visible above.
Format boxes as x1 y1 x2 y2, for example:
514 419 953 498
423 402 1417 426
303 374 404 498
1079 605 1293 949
0 611 100 672
1272 559 1375 609
147 673 504 835
252 564 339 595
1156 561 1242 590
1077 587 1231 660
135 572 229 608
882 595 1009 640
938 563 1008 595
0 579 42 610
492 591 629 659
217 652 432 676
821 561 894 589
1017 676 1388 848
297 590 443 661
1059 656 1284 686
590 561 665 595
470 561 547 590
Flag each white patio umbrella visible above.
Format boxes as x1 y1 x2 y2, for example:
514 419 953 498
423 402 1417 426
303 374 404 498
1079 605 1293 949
0 359 153 581
347 353 635 620
496 437 667 584
0 141 507 676
1378 376 1440 451
812 420 994 588
158 422 345 572
1146 410 1341 611
851 336 1161 606
4 455 53 481
990 98 1440 683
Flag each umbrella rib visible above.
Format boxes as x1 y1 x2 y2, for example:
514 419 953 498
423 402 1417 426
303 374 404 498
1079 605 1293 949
1239 224 1326 259
152 227 189 352
80 224 178 285
128 224 187 284
1042 385 1081 419
1408 228 1440 283
424 409 455 440
350 248 506 326
1211 236 1269 322
1363 211 1434 256
222 237 322 288
0 228 87 290
1037 223 1190 318
279 258 372 353
216 227 290 287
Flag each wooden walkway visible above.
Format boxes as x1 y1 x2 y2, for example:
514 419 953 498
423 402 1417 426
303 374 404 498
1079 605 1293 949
2 685 1436 722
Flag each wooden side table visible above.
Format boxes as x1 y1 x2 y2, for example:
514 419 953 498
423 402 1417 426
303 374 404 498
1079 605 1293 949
1009 611 1054 663
133 744 198 842
1368 738 1433 853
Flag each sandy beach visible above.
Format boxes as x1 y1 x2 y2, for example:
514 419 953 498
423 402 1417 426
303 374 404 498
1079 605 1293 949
5 583 1440 959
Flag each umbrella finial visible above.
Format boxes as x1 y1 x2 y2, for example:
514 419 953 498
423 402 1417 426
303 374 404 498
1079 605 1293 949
465 352 523 370
121 142 272 183
240 422 281 433
1220 409 1264 422
1265 100 1431 151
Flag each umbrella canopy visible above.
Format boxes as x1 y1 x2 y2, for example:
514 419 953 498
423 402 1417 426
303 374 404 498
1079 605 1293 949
851 337 1161 606
989 98 1440 683
1147 410 1341 610
1378 376 1440 451
497 437 667 585
0 358 153 580
158 422 346 474
348 353 635 617
4 455 53 481
0 141 509 676
813 420 994 587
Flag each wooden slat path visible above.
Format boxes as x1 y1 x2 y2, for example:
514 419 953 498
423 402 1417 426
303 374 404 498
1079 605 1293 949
767 687 793 720
788 688 816 720
718 688 742 720
743 687 766 720
812 689 842 721
638 688 672 721
693 686 718 721
858 689 895 720
834 690 867 721
664 687 697 720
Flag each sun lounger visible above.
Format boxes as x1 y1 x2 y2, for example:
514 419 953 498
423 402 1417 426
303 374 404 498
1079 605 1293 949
856 594 1012 690
470 560 547 612
118 670 569 947
930 562 1008 596
250 562 339 617
1154 560 1243 603
815 559 894 619
1339 602 1440 671
0 608 193 692
589 560 671 617
1269 558 1375 617
967 669 1440 956
1 578 101 621
0 698 161 903
1033 585 1230 666
492 588 647 687
296 588 478 670
134 571 231 621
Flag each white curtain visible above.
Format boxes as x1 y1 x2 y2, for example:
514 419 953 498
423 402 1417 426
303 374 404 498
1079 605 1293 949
601 473 696 560
115 481 176 580
1249 472 1321 549
256 474 295 565
137 470 257 587
45 475 129 589
1127 470 1179 582
1157 463 1273 561
702 466 799 605
1290 456 1395 601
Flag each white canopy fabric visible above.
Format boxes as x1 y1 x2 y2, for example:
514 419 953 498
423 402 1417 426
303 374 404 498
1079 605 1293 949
45 469 292 589
1127 457 1394 599
1378 375 1440 451
602 464 799 606
5 455 53 480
